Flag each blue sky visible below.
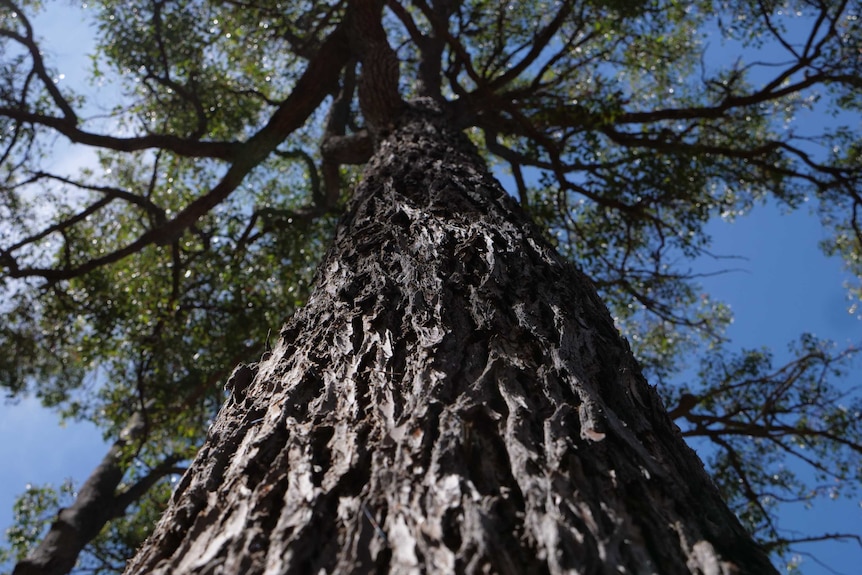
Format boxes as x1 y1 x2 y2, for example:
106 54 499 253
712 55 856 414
1 3 859 574
692 204 861 574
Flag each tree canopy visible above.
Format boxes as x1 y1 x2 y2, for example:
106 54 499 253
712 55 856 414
0 0 859 572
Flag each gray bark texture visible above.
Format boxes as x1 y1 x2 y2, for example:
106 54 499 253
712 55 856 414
124 105 777 575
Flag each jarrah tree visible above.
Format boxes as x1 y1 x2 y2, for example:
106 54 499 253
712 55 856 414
1 0 860 573
126 105 776 572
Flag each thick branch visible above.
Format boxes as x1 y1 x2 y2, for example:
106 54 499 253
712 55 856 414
0 106 241 159
13 407 150 575
347 0 404 133
111 458 186 516
320 63 373 208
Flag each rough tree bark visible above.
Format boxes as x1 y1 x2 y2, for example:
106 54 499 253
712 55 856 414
123 103 777 574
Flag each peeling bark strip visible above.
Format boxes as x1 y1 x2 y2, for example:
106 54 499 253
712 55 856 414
125 107 776 574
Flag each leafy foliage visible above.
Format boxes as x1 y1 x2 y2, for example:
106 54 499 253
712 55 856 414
1 480 75 569
0 0 859 572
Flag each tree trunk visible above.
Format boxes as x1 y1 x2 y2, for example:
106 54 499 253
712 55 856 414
124 105 777 575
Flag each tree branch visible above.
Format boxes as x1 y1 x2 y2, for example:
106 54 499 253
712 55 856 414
13 406 151 575
2 24 351 282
